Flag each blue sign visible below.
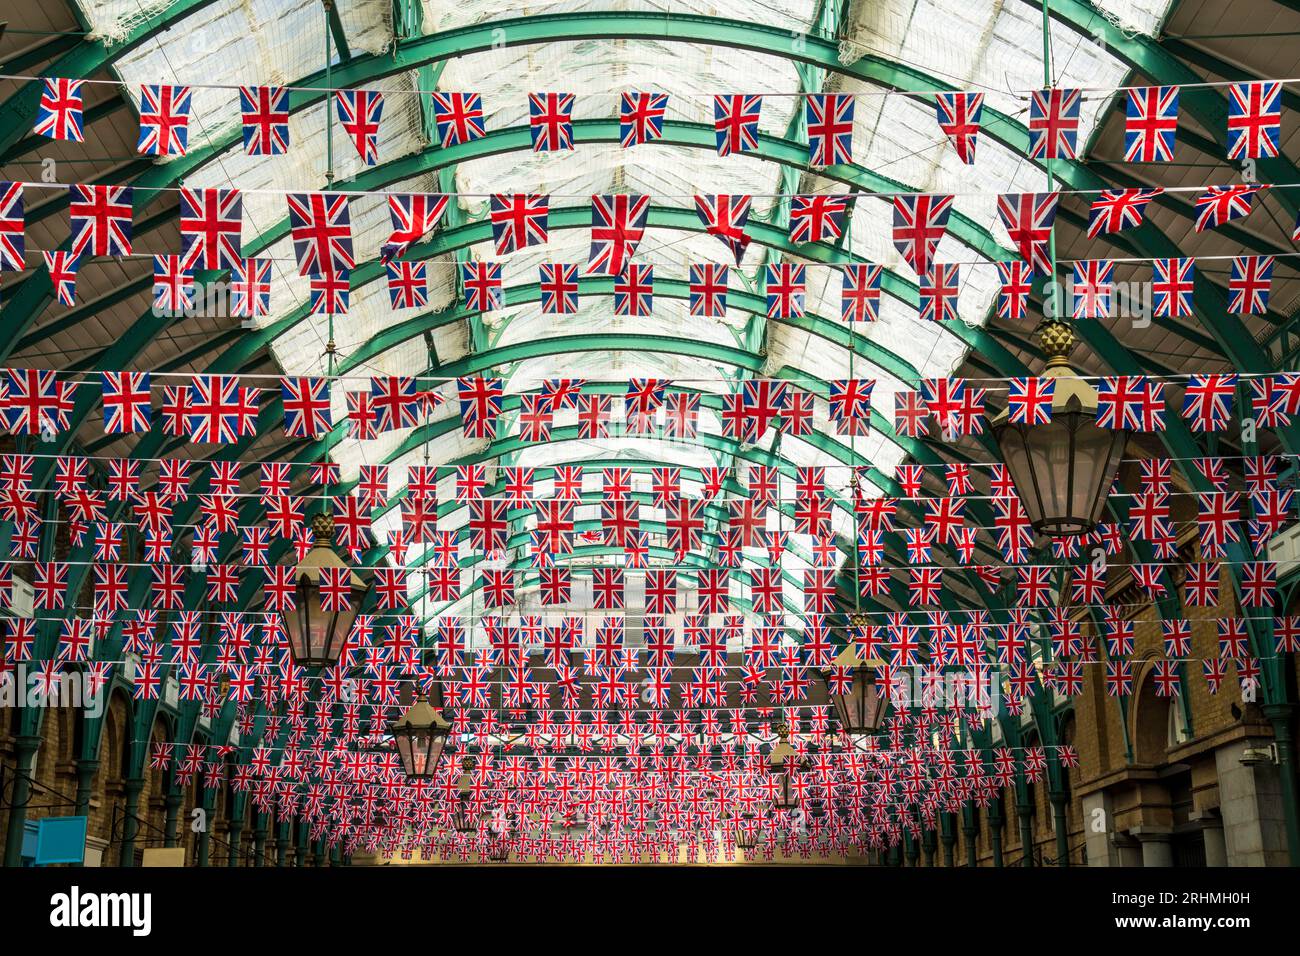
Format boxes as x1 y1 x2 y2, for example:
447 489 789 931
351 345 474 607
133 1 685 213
35 816 88 866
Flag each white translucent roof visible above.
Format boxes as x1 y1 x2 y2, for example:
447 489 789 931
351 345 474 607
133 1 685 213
82 0 1177 631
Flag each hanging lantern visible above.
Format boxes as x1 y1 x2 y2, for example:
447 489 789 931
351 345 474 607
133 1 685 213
488 834 511 863
451 757 477 833
821 634 886 736
280 512 367 667
735 812 760 852
991 319 1128 536
388 696 452 779
767 723 808 811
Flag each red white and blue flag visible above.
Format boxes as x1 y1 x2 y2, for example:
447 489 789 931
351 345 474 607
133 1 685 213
766 263 805 319
102 371 151 434
806 93 854 167
1027 88 1080 160
370 376 421 432
186 375 258 444
335 89 384 164
308 269 349 314
152 255 195 313
841 263 881 322
431 92 485 146
458 377 504 439
694 194 751 264
1087 187 1162 238
997 192 1059 275
620 92 667 147
587 194 648 275
689 262 728 317
1152 257 1194 317
3 369 73 436
386 259 428 309
935 91 983 164
1072 259 1113 319
828 379 874 436
919 263 960 322
280 377 332 438
713 94 761 156
34 78 84 142
540 262 580 314
239 85 289 155
0 182 23 271
1226 81 1281 159
789 194 848 244
1194 184 1260 231
43 251 79 306
136 84 192 156
490 193 549 255
1182 373 1237 432
179 187 242 270
286 192 353 276
1006 377 1054 425
614 263 653 316
1227 255 1275 315
1097 376 1165 431
1124 86 1179 162
69 184 132 258
996 260 1032 320
892 193 952 278
528 92 575 150
462 261 503 311
230 258 271 317
382 193 448 262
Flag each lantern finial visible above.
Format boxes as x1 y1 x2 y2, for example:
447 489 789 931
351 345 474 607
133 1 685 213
1035 317 1076 371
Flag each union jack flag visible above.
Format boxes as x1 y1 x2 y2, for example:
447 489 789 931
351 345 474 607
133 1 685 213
1227 81 1281 159
179 187 242 271
430 91 485 146
489 194 549 255
286 192 353 276
541 377 586 411
614 263 653 316
587 194 647 275
0 182 23 271
1006 377 1054 425
694 194 751 264
625 378 668 424
370 376 420 432
1097 376 1165 431
386 259 427 309
919 263 960 322
281 376 332 438
458 377 503 439
1182 373 1237 432
69 184 132 258
136 84 192 156
462 261 502 311
239 85 289 155
935 91 983 163
308 269 349 314
620 92 667 147
186 375 258 444
996 260 1032 320
230 257 271 317
1072 259 1113 319
346 391 378 439
997 192 1058 275
43 251 79 306
788 194 848 244
892 193 952 278
1087 187 1162 238
2 369 71 437
1227 255 1275 315
528 92 574 150
806 93 854 166
1152 257 1194 318
713 94 761 156
828 379 874 436
1124 86 1179 162
689 262 728 317
382 193 448 262
1027 88 1080 160
766 262 805 319
101 371 151 434
334 89 384 164
34 78 85 141
735 380 788 442
1194 184 1260 231
152 255 194 313
841 263 881 322
540 262 580 314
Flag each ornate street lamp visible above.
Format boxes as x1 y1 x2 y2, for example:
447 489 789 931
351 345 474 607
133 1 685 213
991 319 1128 537
280 512 367 667
768 723 809 811
388 695 452 779
820 630 886 736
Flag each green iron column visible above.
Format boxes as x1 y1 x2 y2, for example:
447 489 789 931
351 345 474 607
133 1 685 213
252 810 267 866
1050 790 1071 867
940 812 956 867
988 802 1005 868
73 759 99 817
1262 702 1300 866
1017 798 1035 867
118 777 145 866
163 789 182 847
227 806 244 867
2 735 41 866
